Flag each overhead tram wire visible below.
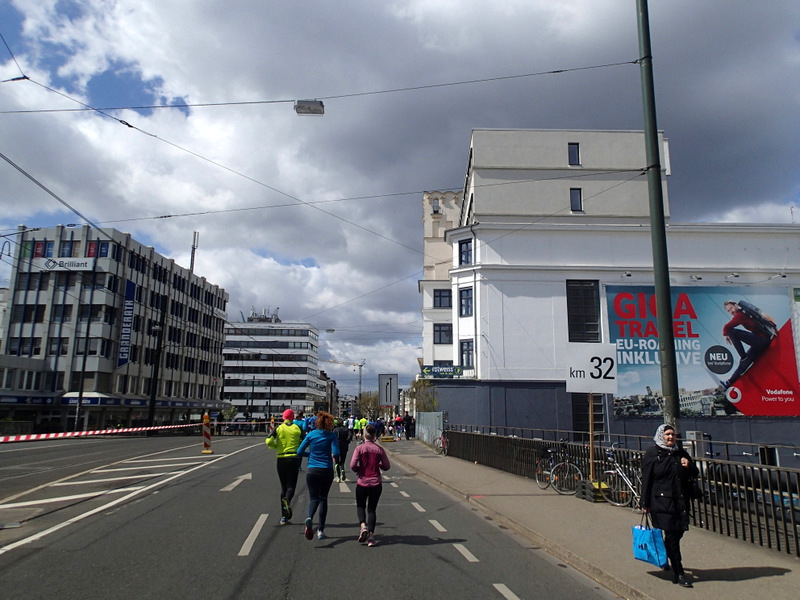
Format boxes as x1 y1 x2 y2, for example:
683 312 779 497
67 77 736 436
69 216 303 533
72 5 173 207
1 49 643 264
1 59 641 115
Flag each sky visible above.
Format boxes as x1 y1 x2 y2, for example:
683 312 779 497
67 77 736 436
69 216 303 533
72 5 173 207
1 1 799 397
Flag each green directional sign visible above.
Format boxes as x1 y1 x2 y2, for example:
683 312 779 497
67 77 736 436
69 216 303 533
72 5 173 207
421 365 463 378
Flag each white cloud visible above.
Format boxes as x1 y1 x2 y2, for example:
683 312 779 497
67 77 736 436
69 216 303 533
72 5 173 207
2 0 799 394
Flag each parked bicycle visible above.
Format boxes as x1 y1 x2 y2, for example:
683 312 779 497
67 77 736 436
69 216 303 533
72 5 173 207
535 438 583 495
433 429 449 456
598 443 642 507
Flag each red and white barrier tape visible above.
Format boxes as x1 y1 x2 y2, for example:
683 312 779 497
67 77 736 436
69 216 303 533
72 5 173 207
0 423 200 444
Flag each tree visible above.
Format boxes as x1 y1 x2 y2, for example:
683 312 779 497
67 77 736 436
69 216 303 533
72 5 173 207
358 391 381 419
410 378 438 412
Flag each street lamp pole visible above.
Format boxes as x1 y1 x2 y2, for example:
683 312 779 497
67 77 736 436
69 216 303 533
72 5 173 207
147 297 168 430
147 324 164 429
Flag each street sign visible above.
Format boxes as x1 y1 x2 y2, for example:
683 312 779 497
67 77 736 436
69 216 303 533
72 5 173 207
565 343 618 393
420 365 463 378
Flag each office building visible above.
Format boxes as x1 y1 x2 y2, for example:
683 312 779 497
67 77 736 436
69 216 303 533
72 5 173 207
1 225 228 431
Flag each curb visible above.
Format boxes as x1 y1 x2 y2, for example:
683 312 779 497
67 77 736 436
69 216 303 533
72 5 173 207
385 446 656 600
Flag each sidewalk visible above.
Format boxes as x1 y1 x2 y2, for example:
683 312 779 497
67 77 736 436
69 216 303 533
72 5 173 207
384 439 799 600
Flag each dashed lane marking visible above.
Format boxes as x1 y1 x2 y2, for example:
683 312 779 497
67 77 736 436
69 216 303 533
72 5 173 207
238 514 268 557
411 502 426 512
399 491 410 498
493 584 521 600
453 543 479 563
429 519 447 532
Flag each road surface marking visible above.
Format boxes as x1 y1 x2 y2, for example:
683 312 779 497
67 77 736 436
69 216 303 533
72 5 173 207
453 543 479 562
0 445 255 556
52 473 181 486
0 487 144 508
238 514 268 556
399 491 410 498
411 502 426 512
429 519 447 532
93 462 200 472
493 584 521 600
220 473 252 492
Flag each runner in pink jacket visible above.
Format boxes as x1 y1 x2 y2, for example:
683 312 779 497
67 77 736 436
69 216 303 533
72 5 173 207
350 424 390 546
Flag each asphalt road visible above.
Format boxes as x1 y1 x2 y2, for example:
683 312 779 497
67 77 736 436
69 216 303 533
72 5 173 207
0 435 619 599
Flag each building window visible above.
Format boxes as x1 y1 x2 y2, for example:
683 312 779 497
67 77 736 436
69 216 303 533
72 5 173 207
59 241 72 257
568 143 581 166
459 239 473 266
460 339 474 368
566 280 600 342
433 323 453 344
433 289 452 308
570 188 583 213
459 287 473 317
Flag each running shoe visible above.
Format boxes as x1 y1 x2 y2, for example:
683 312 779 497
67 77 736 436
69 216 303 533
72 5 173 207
281 498 292 520
279 516 287 525
367 536 377 547
317 529 326 540
341 473 347 482
358 526 369 543
304 518 314 540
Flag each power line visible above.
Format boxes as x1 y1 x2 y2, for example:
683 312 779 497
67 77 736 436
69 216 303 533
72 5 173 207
0 59 640 114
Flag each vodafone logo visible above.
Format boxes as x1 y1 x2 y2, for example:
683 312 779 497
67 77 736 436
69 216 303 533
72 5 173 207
726 386 742 404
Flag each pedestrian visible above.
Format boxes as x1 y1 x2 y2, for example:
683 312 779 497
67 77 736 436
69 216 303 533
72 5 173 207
640 424 699 588
402 411 412 440
333 418 352 482
296 411 339 540
350 424 390 547
265 409 303 525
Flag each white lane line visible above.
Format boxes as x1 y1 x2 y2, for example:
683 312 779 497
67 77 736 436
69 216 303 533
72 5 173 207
410 502 426 512
429 519 447 533
0 487 145 509
238 514 268 557
390 482 399 488
125 456 224 463
53 473 181 486
220 473 252 492
93 462 201 472
399 490 410 498
0 445 257 556
338 481 350 492
453 543 479 563
493 584 521 600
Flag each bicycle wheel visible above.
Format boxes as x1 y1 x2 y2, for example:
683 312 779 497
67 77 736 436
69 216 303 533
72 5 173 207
441 435 449 456
534 457 552 489
599 470 633 506
551 461 583 495
433 436 444 455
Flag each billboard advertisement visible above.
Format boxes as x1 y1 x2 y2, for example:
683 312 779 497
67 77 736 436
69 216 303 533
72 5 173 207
607 286 800 417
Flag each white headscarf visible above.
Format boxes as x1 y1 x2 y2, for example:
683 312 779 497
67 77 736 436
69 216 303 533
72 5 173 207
653 424 676 451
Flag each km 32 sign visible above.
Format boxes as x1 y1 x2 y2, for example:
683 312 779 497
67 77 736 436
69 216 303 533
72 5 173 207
565 343 618 394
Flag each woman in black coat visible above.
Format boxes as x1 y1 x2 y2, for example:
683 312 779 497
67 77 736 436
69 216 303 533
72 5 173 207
640 424 699 588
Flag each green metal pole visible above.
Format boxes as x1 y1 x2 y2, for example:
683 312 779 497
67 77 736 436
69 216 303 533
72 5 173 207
636 0 679 429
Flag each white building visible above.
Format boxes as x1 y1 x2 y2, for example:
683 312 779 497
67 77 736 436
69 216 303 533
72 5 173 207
420 129 800 444
222 309 326 419
1 225 229 430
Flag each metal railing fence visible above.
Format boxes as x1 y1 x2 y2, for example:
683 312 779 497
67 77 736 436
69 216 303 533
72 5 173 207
440 427 800 557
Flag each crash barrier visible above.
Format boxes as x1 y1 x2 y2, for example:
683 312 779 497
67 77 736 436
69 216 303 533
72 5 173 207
0 422 201 444
442 427 800 557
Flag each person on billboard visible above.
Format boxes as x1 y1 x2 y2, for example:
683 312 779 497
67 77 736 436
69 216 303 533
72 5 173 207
718 299 777 390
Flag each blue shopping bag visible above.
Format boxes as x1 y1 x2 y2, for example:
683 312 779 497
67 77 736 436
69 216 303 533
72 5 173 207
632 514 668 569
